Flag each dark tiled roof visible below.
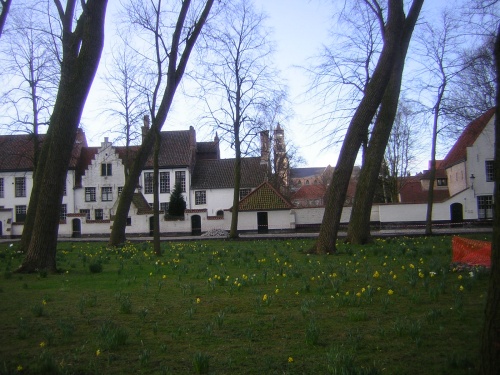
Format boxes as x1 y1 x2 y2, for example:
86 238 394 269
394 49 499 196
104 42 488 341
418 167 447 180
399 180 449 204
237 182 292 211
144 129 196 168
290 167 327 179
443 108 495 169
191 158 267 189
132 193 153 214
0 129 87 171
196 141 219 160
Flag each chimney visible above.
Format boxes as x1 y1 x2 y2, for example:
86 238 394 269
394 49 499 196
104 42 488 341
260 130 270 165
142 115 150 143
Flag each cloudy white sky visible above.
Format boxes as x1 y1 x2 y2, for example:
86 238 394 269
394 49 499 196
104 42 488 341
80 0 461 172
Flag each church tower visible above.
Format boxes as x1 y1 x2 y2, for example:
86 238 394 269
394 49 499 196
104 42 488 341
273 123 289 191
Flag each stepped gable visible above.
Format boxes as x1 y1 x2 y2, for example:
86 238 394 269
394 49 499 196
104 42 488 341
443 108 496 168
236 182 292 211
191 158 267 189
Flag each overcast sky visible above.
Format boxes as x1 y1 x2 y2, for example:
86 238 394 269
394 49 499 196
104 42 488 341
80 0 467 172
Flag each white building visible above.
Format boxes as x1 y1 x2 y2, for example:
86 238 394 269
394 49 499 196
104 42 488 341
0 109 495 238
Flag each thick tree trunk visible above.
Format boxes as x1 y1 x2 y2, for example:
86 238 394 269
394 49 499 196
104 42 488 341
17 0 108 273
153 128 161 255
230 138 242 239
311 0 405 254
0 0 12 38
347 0 424 245
479 24 500 375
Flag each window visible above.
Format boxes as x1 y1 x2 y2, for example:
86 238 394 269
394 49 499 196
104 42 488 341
239 188 251 200
0 178 3 198
101 163 112 176
85 187 96 202
95 209 103 220
101 186 113 201
436 178 448 186
63 182 67 196
60 204 67 221
486 160 494 182
477 195 494 219
15 177 26 197
160 172 170 193
118 186 123 196
144 172 153 194
160 202 169 212
216 210 224 216
195 191 206 205
80 209 90 220
126 217 132 226
175 171 186 192
15 205 26 222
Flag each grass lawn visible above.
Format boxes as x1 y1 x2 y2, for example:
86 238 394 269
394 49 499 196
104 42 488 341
0 235 491 374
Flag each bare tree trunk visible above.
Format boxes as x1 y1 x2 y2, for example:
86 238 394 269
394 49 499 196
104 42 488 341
17 0 108 273
0 0 12 38
347 0 424 245
109 0 214 246
153 127 161 255
480 23 500 375
425 89 443 235
311 0 405 254
230 132 241 239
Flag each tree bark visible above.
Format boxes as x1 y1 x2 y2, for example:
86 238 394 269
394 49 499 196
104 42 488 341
479 23 500 375
230 134 242 239
17 0 108 273
153 127 161 255
311 0 405 254
109 0 214 246
347 0 424 245
425 86 444 235
0 0 12 38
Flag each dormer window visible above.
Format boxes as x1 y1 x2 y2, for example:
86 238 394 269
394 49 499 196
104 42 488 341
101 163 112 176
436 178 447 187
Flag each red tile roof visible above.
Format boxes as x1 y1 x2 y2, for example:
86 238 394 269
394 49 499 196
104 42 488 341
291 184 326 201
443 108 495 168
399 180 450 204
0 129 87 172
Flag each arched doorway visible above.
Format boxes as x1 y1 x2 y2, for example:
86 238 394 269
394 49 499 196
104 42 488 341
191 215 201 235
450 203 463 227
72 219 81 238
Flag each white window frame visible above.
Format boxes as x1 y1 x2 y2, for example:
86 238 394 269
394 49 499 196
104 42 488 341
101 186 113 201
144 172 154 194
85 187 96 202
15 177 26 197
195 190 206 205
160 172 170 193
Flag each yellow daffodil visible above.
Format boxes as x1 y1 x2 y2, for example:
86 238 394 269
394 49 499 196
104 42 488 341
388 289 394 296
